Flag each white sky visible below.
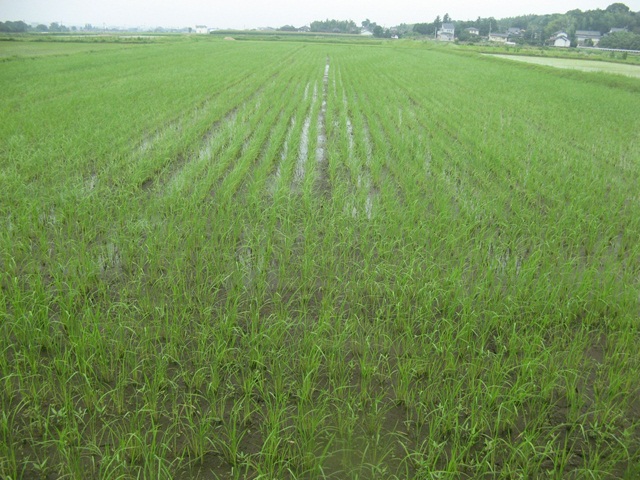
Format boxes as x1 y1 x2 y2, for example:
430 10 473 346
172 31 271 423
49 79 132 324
1 0 638 29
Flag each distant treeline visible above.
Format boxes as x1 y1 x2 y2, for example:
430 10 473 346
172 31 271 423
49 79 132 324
0 21 87 33
0 21 30 32
3 2 639 49
417 3 640 46
291 2 640 48
309 19 360 34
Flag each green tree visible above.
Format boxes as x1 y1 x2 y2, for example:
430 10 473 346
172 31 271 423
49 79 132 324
413 23 431 35
310 19 359 34
606 3 630 14
0 20 29 32
457 29 471 42
600 30 640 49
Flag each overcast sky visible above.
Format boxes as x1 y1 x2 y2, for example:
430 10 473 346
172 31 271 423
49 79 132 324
2 0 639 29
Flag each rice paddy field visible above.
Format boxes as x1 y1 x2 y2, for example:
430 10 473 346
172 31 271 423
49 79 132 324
1 36 640 479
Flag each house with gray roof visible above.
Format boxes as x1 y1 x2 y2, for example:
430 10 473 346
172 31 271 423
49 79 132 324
437 23 455 41
576 30 602 46
488 32 509 43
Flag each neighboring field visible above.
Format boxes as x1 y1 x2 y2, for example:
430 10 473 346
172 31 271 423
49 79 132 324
487 53 640 78
0 38 149 59
1 37 640 479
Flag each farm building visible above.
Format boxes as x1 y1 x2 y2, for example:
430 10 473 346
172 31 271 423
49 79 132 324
576 30 601 46
489 33 509 43
437 23 455 41
553 33 571 48
195 25 208 34
465 27 479 36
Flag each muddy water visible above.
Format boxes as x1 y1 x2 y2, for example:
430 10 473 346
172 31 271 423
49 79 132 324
164 109 240 195
361 119 377 219
316 60 329 164
267 116 296 195
294 115 311 184
486 54 640 79
365 193 374 220
346 117 354 153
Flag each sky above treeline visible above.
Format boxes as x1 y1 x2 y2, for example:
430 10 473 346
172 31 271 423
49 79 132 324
2 0 639 29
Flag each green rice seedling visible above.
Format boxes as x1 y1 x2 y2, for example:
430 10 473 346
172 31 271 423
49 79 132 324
255 427 293 478
179 394 216 465
214 399 250 468
0 400 27 480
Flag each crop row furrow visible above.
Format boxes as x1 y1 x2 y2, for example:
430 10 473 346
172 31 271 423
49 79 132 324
314 57 331 199
218 65 321 206
134 69 287 195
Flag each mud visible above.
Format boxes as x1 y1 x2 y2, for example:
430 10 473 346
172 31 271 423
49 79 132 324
315 57 331 196
293 115 311 187
165 109 240 195
267 116 296 195
315 66 328 165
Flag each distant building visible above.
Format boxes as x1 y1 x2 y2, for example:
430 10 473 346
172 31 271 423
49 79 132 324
507 27 524 37
575 30 601 46
437 23 455 41
360 30 373 36
488 33 508 43
609 27 628 34
465 27 479 36
195 25 208 34
552 32 571 48
298 25 311 33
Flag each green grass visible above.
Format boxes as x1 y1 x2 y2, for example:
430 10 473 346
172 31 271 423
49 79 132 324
1 36 639 478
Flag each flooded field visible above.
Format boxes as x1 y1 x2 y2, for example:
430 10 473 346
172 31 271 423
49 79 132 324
2 38 640 479
487 53 640 78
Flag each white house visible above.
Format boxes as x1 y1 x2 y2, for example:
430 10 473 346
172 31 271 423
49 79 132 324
437 23 455 41
553 32 571 48
195 25 208 34
465 27 479 36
